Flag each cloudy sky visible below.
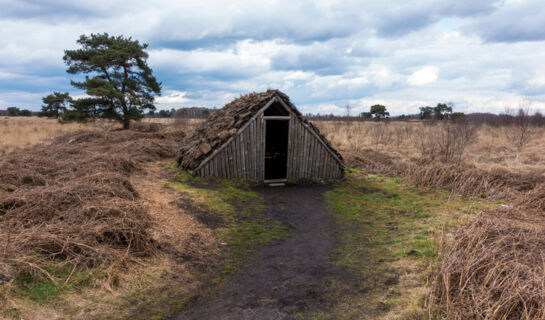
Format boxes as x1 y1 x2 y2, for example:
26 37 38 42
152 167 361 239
1 0 545 115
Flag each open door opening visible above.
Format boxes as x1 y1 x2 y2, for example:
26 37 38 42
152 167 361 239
265 120 289 181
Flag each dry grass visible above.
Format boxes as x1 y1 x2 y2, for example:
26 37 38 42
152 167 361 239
0 121 218 319
0 117 92 154
434 208 545 319
316 121 545 175
3 116 545 319
316 120 545 319
0 116 203 155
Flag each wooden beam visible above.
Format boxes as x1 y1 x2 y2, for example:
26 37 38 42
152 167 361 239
263 116 290 120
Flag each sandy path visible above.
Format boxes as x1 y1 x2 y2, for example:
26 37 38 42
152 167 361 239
173 185 335 320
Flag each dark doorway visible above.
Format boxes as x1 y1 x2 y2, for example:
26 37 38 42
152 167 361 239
265 120 289 180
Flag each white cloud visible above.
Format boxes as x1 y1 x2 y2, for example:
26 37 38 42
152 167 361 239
407 66 439 86
155 90 189 105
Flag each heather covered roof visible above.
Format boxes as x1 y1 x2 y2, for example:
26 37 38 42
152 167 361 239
176 89 343 171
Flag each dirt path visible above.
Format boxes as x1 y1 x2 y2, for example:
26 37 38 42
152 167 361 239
173 185 335 320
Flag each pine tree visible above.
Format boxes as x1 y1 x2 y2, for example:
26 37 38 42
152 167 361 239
39 92 72 118
62 33 161 128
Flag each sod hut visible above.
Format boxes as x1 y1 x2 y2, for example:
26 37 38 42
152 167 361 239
176 90 344 183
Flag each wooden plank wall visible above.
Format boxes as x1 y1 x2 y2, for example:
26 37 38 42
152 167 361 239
286 114 343 180
195 115 265 180
196 113 343 180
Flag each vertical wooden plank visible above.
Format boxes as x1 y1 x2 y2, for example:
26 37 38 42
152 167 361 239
219 150 223 178
297 123 303 179
310 130 317 178
302 126 308 178
231 139 237 178
217 152 221 178
307 134 314 178
288 115 295 179
250 122 256 180
246 126 252 180
242 128 247 180
249 120 254 180
226 144 232 178
231 137 239 178
241 129 246 179
226 142 232 178
294 121 299 178
220 150 225 178
237 135 244 178
239 134 244 179
305 127 312 178
330 156 335 179
239 134 245 179
262 118 266 181
317 139 323 178
258 116 263 180
224 149 228 178
214 155 219 177
211 158 215 177
312 136 318 178
286 116 292 179
245 127 251 179
292 120 296 177
320 145 327 179
323 152 329 179
314 138 320 178
255 119 259 181
298 121 303 177
255 117 260 180
310 136 317 178
262 116 266 181
316 141 322 179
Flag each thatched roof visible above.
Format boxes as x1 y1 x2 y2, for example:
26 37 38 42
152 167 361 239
176 89 343 171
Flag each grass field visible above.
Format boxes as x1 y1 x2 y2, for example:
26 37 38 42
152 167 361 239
317 120 545 175
1 116 544 319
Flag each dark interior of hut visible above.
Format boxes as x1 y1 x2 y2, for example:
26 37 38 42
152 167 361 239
265 119 289 180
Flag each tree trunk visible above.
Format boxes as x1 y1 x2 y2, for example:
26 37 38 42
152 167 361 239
122 120 130 130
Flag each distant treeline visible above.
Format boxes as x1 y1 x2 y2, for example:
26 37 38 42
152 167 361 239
4 104 545 127
146 107 217 118
0 107 35 117
306 112 545 126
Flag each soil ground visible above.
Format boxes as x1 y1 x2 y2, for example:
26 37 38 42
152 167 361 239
173 185 336 320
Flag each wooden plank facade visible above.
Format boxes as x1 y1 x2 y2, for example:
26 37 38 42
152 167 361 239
192 97 344 181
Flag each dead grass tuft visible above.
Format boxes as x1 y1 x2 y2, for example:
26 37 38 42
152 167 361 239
0 127 186 277
343 149 544 200
435 208 545 319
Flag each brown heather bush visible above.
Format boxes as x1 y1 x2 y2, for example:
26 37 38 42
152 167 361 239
0 124 185 279
343 148 544 200
435 208 545 319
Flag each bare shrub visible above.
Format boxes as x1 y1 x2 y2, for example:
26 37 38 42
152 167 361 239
414 121 477 164
369 122 392 150
393 123 410 147
505 105 539 160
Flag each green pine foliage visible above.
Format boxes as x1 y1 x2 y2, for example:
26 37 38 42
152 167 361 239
39 92 72 118
62 33 162 128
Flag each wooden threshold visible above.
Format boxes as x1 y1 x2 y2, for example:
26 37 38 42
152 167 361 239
264 178 287 187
